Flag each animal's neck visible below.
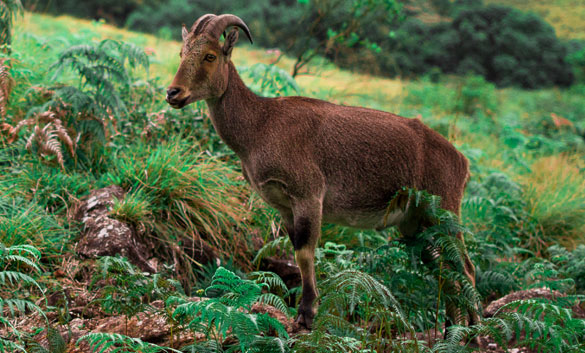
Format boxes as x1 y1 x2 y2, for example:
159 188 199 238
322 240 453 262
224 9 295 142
205 62 262 157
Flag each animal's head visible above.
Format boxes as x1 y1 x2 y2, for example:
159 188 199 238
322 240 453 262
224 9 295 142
166 14 253 108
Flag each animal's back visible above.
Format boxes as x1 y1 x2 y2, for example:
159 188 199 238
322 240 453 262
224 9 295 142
272 96 469 227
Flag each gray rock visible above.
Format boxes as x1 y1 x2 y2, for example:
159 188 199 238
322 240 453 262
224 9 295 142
74 185 155 273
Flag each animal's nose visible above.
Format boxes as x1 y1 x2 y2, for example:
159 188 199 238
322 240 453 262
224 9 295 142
166 87 182 100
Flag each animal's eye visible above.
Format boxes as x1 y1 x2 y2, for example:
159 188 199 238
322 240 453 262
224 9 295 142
204 54 216 62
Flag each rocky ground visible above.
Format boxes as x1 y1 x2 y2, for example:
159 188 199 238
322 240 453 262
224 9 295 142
7 186 584 352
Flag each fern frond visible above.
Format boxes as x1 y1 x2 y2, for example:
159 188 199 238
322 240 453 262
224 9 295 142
0 270 42 290
432 325 474 353
313 312 363 335
206 267 261 308
290 331 363 353
100 39 150 70
1 243 41 262
253 236 293 264
256 312 289 338
0 118 35 143
322 269 404 317
476 269 518 297
0 61 13 119
78 333 180 353
256 293 289 316
248 336 289 353
179 340 222 353
0 337 25 352
0 297 44 318
248 271 289 296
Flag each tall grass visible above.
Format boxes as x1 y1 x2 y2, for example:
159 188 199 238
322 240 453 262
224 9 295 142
0 195 69 257
106 139 260 288
522 155 585 249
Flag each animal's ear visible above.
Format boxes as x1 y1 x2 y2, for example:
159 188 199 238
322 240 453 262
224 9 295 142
222 27 239 57
182 24 188 41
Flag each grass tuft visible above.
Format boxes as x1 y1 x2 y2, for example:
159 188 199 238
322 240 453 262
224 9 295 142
522 155 585 248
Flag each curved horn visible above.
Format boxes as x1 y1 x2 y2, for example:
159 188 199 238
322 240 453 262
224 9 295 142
207 14 253 44
191 13 217 35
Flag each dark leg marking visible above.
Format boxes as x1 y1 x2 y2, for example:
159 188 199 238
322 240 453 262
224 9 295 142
291 216 311 250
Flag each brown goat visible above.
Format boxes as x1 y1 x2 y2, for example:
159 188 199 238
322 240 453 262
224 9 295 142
167 14 478 331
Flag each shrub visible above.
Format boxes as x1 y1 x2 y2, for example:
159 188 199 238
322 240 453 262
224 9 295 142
388 3 574 88
567 39 585 82
453 75 497 116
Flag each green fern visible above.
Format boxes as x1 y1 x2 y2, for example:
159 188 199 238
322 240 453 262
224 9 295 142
78 333 180 353
475 269 518 298
253 236 293 265
6 38 151 169
0 0 23 49
549 244 585 291
290 332 363 353
173 267 290 352
434 298 585 352
89 256 182 339
25 326 66 353
0 242 45 352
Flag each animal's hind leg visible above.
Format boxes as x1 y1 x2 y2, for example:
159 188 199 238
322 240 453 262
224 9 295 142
288 196 322 329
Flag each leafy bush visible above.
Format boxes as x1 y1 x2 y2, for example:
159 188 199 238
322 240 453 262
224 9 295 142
566 39 585 83
387 3 574 88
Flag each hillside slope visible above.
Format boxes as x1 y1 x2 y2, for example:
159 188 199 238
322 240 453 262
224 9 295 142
15 12 404 112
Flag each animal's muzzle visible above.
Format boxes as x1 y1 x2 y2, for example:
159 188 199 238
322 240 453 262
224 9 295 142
166 87 188 108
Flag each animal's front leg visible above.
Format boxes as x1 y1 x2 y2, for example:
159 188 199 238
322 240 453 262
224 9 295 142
289 197 322 329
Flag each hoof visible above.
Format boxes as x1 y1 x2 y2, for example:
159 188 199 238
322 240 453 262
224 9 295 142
294 308 315 330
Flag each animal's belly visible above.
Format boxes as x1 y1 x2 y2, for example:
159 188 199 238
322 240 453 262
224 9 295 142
322 207 405 230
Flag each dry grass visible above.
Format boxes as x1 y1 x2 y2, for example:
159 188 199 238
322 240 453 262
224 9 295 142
521 155 585 248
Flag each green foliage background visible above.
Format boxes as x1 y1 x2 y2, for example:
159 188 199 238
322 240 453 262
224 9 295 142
1 1 585 352
22 0 584 88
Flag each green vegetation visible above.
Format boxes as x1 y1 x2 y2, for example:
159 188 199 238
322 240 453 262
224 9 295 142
22 0 585 88
389 2 574 87
0 243 44 351
0 6 584 353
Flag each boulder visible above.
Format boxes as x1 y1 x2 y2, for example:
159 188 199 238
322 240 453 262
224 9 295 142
73 185 155 273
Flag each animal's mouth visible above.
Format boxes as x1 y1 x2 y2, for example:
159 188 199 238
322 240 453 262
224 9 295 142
166 95 190 109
